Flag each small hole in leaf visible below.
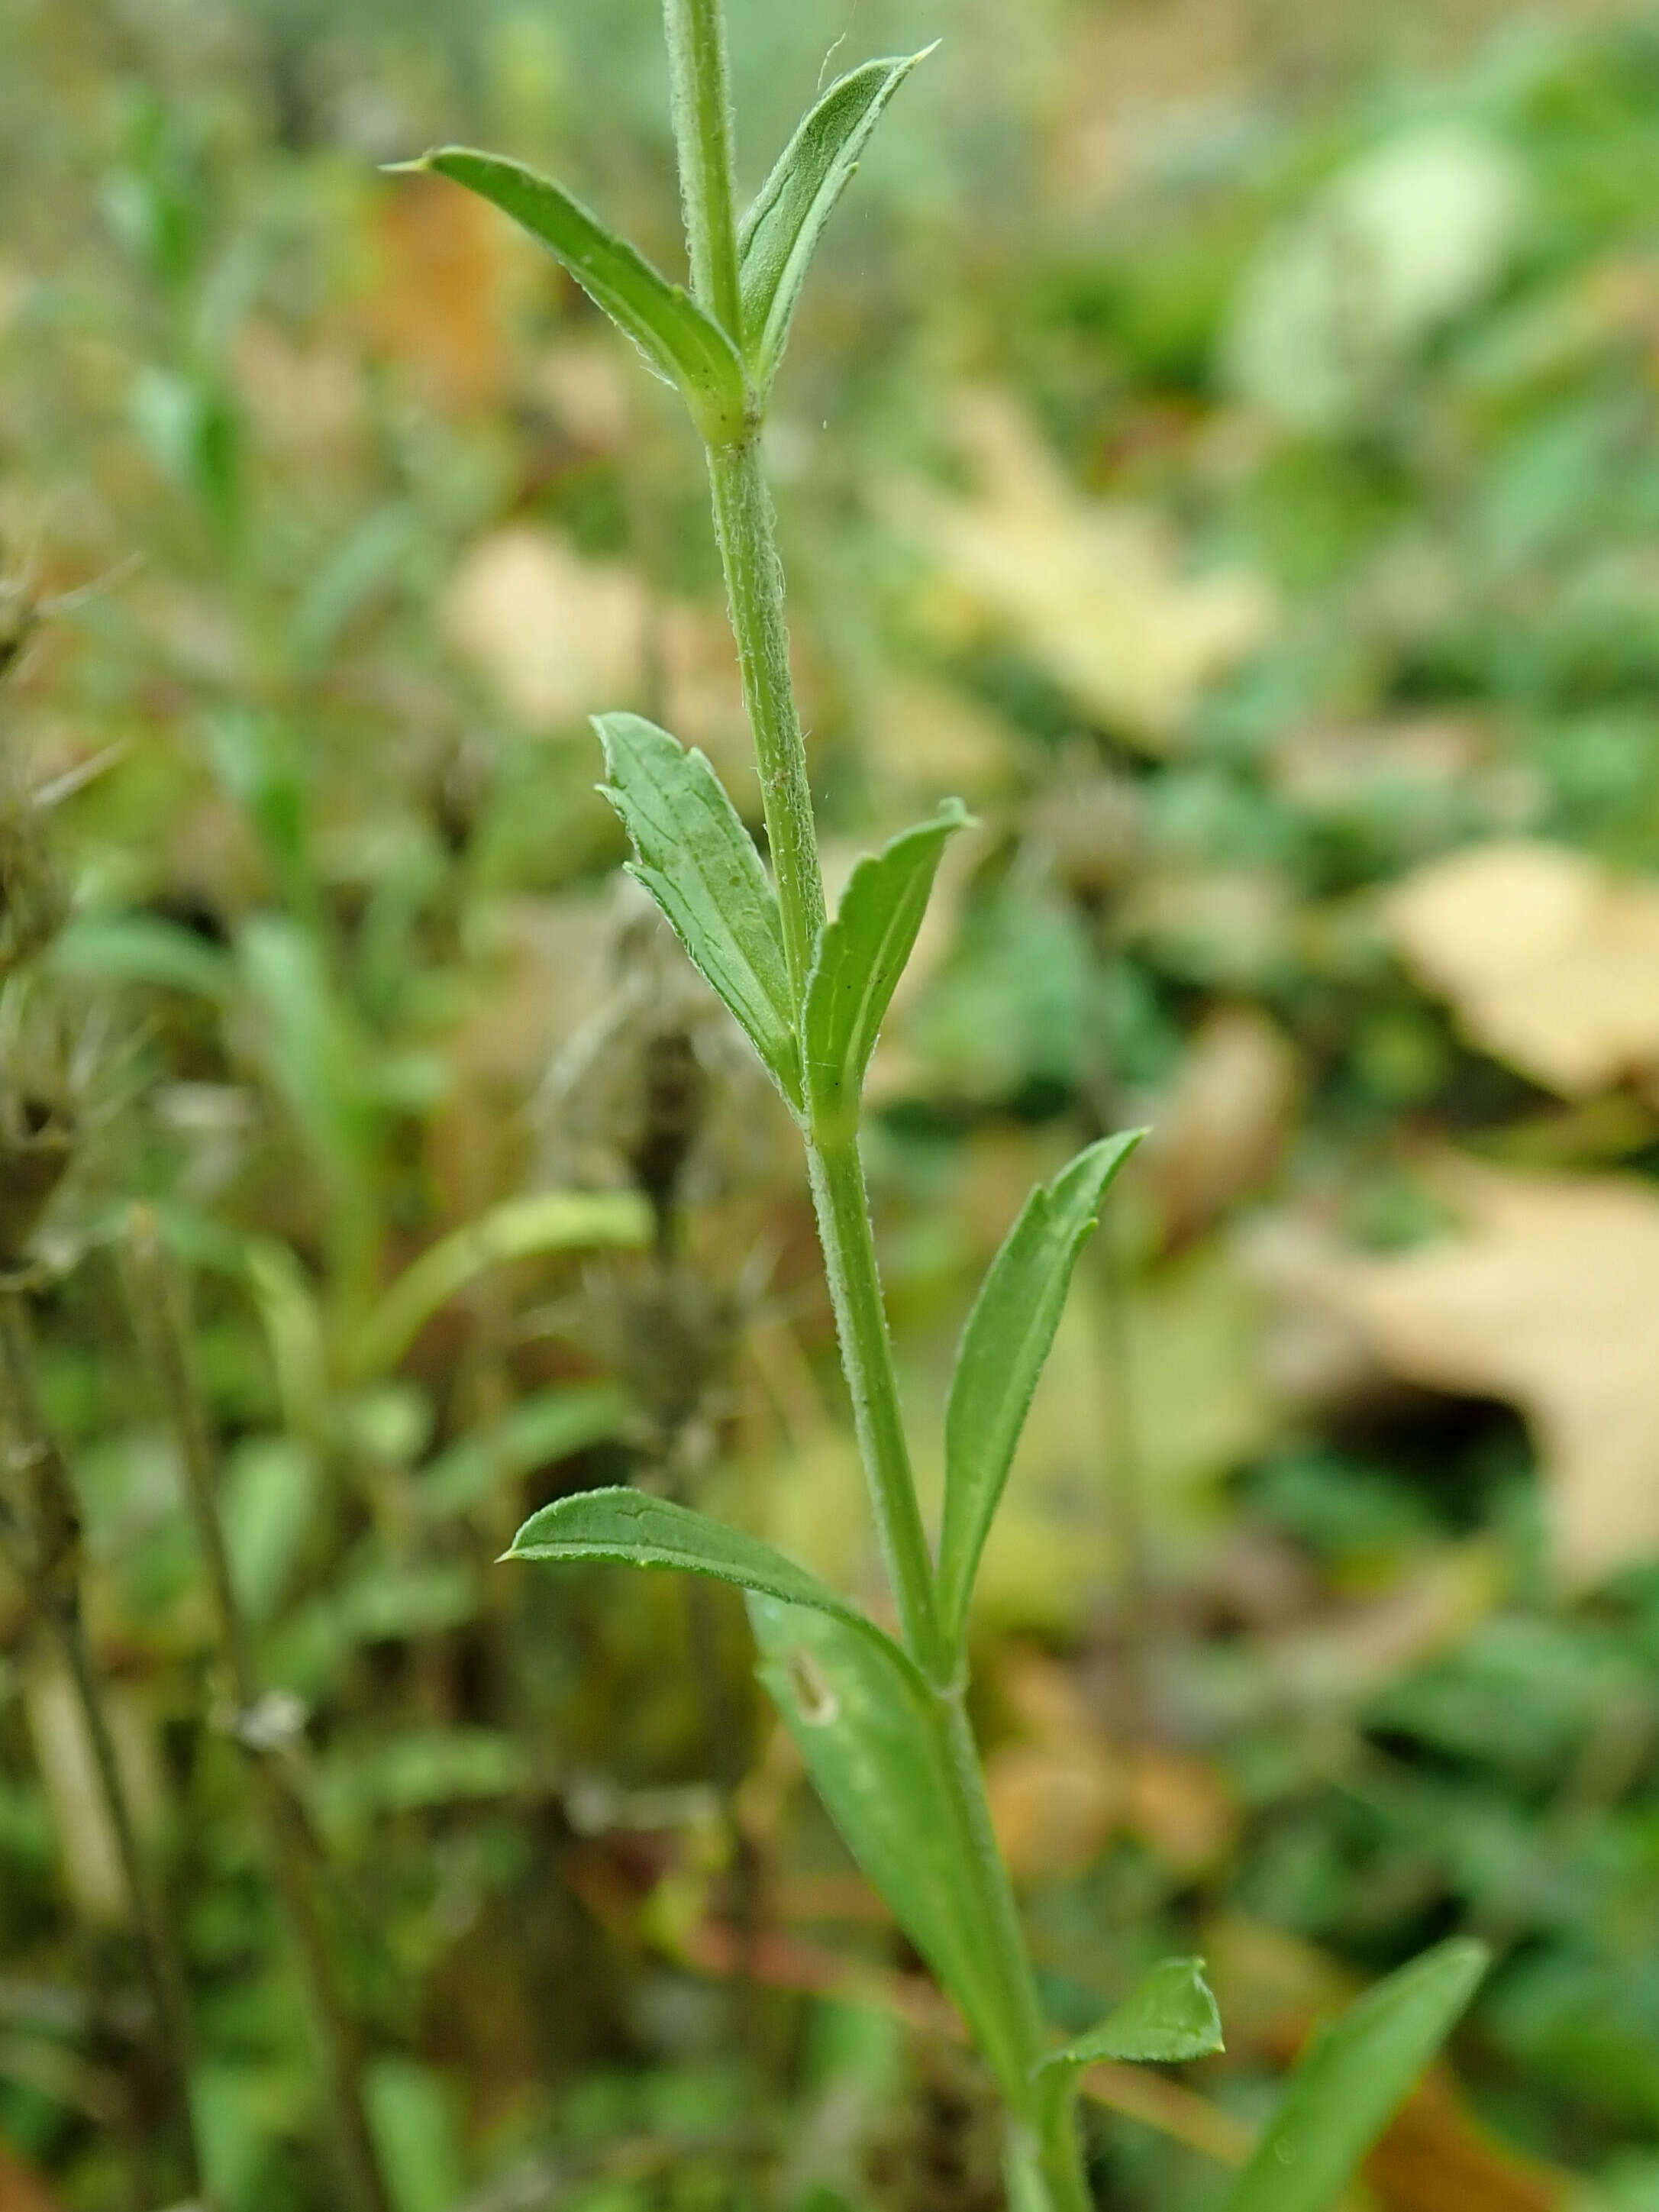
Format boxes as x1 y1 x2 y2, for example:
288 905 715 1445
786 1646 839 1726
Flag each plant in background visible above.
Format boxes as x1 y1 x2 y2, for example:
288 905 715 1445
396 5 1488 2204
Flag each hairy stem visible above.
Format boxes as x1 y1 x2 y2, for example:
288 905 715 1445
661 0 744 338
122 1213 395 2212
708 436 825 996
807 1135 947 1681
0 1288 204 2200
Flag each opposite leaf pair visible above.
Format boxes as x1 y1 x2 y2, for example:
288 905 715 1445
597 709 967 1141
396 52 929 443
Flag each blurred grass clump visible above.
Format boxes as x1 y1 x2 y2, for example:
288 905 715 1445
10 0 1659 2205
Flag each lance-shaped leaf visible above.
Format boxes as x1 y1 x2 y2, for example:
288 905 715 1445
804 799 970 1133
598 712 803 1109
1222 1938 1488 2212
739 50 934 392
395 148 747 445
508 1490 889 1653
1038 1959 1223 2078
936 1131 1144 1651
749 1594 1028 2096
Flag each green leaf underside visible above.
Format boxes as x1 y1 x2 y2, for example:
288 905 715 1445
748 1594 1028 2093
936 1131 1144 1649
805 799 969 1129
402 150 746 441
1222 1939 1488 2212
508 1489 881 1645
739 51 933 391
597 712 802 1108
1041 1958 1223 2075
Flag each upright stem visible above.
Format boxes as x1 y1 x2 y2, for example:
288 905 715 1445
661 5 1094 2199
808 1136 947 1681
708 438 825 998
661 0 744 339
0 1290 203 2201
123 1215 395 2212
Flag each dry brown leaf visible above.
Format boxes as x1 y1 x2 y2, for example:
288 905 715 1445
441 528 754 793
1365 2068 1565 2212
443 528 648 731
1141 1006 1301 1245
370 171 512 413
1389 840 1659 1096
0 2146 64 2212
986 1648 1235 1879
886 391 1273 750
1319 1160 1659 1583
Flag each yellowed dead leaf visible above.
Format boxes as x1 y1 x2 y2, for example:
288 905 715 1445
370 170 512 414
886 391 1273 750
441 528 754 797
986 1649 1235 1880
1389 840 1659 1097
443 528 647 731
24 1655 163 1923
1321 1159 1659 1583
1142 1006 1301 1245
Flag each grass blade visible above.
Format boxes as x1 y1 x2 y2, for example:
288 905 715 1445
1222 1938 1489 2212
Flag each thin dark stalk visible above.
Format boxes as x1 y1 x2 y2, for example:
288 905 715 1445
0 1287 204 2201
121 1211 395 2212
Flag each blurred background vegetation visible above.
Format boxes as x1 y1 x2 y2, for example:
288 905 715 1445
10 0 1659 2205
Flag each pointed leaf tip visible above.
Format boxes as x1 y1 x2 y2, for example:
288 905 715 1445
805 799 971 1134
594 712 802 1109
1040 1959 1223 2076
409 147 747 443
739 50 933 392
1222 1937 1487 2212
507 1487 880 1640
936 1129 1144 1652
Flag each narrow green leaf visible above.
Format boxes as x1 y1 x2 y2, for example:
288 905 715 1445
507 1490 877 1644
596 712 803 1109
51 913 233 1001
936 1131 1144 1651
739 50 934 392
1222 1939 1489 2212
350 1191 651 1381
804 799 970 1134
397 148 747 444
749 1593 1028 2094
1039 1959 1223 2076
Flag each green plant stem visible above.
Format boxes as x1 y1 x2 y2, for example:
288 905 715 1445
0 1289 204 2202
708 437 825 997
807 1135 947 1679
122 1214 395 2212
661 0 744 337
660 8 1095 2201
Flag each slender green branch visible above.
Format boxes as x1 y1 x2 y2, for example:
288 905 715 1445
708 436 825 996
122 1212 395 2212
0 1287 204 2202
808 1136 947 1680
661 0 745 339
